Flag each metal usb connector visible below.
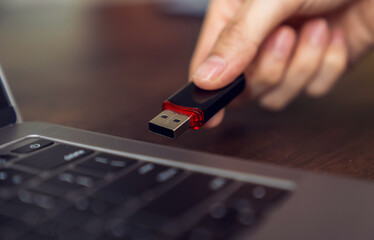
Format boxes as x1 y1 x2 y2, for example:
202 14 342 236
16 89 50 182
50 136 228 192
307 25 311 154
149 110 191 138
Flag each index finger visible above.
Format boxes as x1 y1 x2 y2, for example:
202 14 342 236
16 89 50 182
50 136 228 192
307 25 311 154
192 0 302 90
189 0 242 76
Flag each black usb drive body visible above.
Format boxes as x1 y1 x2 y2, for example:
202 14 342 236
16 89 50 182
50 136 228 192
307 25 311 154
149 74 246 138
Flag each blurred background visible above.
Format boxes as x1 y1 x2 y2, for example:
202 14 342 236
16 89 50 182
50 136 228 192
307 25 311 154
1 0 374 179
0 0 208 131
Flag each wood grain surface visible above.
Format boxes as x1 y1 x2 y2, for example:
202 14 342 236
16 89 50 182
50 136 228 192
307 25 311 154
1 2 374 180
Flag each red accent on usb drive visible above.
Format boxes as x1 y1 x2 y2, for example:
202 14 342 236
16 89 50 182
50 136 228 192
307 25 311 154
162 101 204 130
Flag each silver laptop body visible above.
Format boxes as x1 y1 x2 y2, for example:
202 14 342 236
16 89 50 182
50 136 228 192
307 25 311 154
0 66 373 240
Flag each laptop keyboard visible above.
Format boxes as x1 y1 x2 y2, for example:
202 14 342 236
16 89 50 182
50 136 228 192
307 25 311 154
0 138 290 240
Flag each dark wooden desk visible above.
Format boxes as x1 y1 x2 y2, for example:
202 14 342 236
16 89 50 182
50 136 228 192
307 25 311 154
1 2 374 180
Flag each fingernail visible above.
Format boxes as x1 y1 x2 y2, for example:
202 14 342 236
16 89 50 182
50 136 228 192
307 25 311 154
271 28 294 58
192 55 226 82
307 19 328 46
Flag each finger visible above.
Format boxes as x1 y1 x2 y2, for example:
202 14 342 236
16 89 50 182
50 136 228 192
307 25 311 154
306 28 348 97
247 25 297 98
189 0 242 76
203 109 225 128
192 0 304 90
260 18 330 111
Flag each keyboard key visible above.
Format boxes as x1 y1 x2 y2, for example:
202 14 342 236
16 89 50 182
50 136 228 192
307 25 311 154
18 190 69 211
37 171 101 196
178 227 222 240
74 197 116 215
57 227 96 240
182 184 289 240
103 218 130 239
232 184 289 212
184 205 257 239
81 216 107 236
0 190 70 224
17 232 55 240
128 225 171 240
0 214 13 225
16 145 93 170
12 139 53 154
0 199 31 219
0 168 35 188
0 214 29 240
0 154 16 165
32 222 88 240
100 220 170 240
55 208 96 227
130 174 230 231
33 220 72 238
56 198 116 227
76 153 137 176
94 163 182 204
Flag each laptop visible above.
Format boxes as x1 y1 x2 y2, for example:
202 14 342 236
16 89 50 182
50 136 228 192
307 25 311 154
0 66 373 240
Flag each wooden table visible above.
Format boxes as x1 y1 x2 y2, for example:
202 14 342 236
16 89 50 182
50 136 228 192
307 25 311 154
1 2 374 180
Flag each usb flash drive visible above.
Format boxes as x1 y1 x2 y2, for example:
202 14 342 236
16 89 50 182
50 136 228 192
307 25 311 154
149 74 246 138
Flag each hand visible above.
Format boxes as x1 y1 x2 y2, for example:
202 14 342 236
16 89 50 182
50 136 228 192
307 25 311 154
190 0 374 127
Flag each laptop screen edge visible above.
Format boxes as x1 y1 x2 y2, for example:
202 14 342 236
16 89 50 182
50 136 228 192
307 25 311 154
0 65 22 127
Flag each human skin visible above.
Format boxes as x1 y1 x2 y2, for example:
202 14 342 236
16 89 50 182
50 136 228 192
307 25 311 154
190 0 374 127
